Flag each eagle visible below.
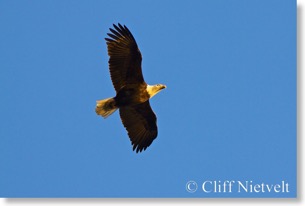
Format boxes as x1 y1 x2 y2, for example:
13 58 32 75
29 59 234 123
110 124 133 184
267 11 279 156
96 23 166 153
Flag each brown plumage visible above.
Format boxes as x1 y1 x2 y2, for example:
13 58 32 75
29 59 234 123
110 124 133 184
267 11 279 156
96 23 166 153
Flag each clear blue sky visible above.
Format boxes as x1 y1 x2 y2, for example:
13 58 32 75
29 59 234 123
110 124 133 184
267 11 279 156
0 0 296 197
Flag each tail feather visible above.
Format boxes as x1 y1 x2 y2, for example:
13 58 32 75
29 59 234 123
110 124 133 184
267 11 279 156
95 97 117 118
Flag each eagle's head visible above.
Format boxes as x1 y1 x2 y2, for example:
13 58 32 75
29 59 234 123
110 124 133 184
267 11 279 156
146 84 166 98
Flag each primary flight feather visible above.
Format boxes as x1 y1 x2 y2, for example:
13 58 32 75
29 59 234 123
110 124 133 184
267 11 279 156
96 23 166 153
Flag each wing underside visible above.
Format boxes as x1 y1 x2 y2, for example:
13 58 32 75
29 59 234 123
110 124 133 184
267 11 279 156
119 101 158 153
105 23 145 92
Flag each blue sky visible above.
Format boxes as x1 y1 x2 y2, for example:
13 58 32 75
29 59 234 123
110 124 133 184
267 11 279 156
0 0 296 197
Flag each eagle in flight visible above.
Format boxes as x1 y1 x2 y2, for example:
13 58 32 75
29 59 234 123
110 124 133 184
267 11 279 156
96 23 166 153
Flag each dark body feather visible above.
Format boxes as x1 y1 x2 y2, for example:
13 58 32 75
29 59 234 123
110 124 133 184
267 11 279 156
114 84 150 107
105 24 157 153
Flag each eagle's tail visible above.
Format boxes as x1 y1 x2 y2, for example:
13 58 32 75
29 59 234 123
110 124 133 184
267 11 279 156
95 97 118 118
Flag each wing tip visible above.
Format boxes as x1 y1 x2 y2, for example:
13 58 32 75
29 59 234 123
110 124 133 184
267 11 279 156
133 145 147 153
132 139 153 153
104 37 113 42
107 23 135 42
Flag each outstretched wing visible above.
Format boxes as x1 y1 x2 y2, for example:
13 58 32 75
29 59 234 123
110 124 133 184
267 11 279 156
105 23 145 92
119 101 158 153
